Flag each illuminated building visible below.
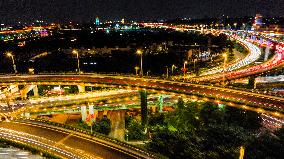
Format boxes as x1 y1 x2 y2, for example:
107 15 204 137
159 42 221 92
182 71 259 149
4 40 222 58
252 14 263 30
95 17 100 26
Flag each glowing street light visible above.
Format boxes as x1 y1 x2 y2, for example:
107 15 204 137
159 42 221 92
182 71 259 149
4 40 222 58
171 64 177 74
134 66 140 76
6 52 17 74
136 49 143 76
183 61 188 80
72 49 80 74
222 53 227 86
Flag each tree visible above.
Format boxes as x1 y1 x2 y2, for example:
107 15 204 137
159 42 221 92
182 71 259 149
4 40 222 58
198 124 248 159
199 102 224 125
147 101 262 159
176 97 185 109
93 115 111 135
126 117 147 141
245 131 284 159
140 90 148 127
224 106 262 131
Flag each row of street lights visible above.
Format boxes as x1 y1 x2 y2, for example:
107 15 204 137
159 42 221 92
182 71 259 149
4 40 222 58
72 48 144 76
3 50 79 75
136 49 188 79
4 49 227 81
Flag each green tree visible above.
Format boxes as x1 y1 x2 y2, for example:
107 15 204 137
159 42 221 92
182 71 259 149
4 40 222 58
126 118 147 140
176 97 185 109
93 115 111 135
147 101 260 159
140 90 148 127
245 131 284 159
224 106 261 131
199 102 224 125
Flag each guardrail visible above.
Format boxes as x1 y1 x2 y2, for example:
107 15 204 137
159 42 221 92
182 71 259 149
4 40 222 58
16 119 165 159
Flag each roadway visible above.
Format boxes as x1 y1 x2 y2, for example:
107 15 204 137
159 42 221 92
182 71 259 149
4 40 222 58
0 75 283 113
191 34 284 83
150 24 284 83
200 37 262 76
0 121 155 159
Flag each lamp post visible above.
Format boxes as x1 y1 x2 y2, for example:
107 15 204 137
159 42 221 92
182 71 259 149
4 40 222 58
136 49 143 76
6 52 17 74
222 53 227 86
183 61 188 80
72 49 80 74
171 64 176 75
166 66 169 78
134 66 140 76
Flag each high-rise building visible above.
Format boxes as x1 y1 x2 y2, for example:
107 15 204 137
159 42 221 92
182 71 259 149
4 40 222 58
252 14 263 30
95 17 100 25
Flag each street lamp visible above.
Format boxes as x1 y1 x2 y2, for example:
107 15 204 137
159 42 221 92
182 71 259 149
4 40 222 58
183 61 188 80
171 64 176 74
136 49 143 76
72 49 80 74
222 53 227 86
165 66 169 78
134 66 140 76
6 52 17 74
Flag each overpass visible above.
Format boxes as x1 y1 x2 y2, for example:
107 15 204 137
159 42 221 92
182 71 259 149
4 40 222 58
147 23 284 84
0 74 283 114
0 120 156 159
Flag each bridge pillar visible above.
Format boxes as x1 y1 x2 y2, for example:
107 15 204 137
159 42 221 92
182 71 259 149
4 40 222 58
81 105 87 121
108 110 126 141
248 75 256 89
32 85 39 97
78 83 85 93
20 85 38 99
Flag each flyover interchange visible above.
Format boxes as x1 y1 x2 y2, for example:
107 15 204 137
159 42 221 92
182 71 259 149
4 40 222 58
1 74 283 115
1 26 284 158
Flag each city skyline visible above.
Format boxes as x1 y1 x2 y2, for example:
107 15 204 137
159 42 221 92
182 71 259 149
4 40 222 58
0 0 284 24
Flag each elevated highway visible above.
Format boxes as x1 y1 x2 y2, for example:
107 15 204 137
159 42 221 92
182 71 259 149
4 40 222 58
0 120 156 159
0 75 283 114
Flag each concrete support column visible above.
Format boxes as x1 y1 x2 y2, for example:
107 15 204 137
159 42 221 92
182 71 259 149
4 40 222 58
108 110 126 141
32 85 39 97
20 85 38 99
78 83 85 93
81 105 87 121
248 75 257 89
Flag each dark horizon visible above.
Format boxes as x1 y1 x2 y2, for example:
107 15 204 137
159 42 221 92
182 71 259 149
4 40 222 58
0 0 283 24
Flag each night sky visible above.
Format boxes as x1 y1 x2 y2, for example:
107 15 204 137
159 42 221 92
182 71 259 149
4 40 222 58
0 0 283 23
